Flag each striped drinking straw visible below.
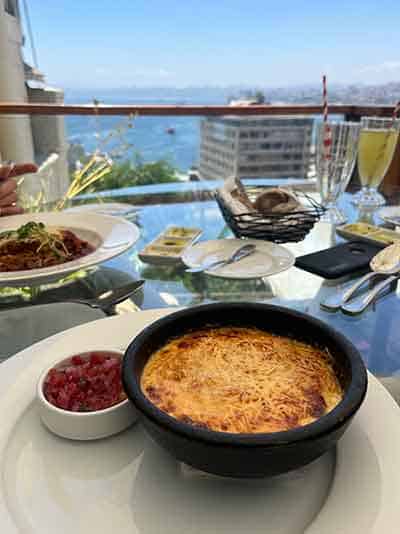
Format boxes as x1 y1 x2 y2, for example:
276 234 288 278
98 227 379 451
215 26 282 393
392 101 400 122
322 75 332 160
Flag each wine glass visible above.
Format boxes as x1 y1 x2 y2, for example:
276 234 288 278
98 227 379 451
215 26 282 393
316 121 360 225
352 117 400 208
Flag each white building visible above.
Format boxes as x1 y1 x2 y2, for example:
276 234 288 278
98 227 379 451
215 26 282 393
0 0 69 202
199 115 313 181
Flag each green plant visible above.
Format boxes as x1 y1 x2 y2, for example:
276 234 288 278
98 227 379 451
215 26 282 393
87 157 179 193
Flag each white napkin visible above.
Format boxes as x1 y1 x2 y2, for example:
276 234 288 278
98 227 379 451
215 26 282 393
218 176 254 217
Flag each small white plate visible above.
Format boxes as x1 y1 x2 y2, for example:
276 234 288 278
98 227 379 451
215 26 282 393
0 212 140 286
65 202 138 218
378 207 400 226
0 309 400 533
182 239 295 279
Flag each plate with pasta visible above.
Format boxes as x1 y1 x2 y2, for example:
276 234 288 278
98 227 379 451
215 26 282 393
0 212 140 286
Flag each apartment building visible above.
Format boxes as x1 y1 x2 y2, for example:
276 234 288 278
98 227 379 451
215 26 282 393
199 116 313 181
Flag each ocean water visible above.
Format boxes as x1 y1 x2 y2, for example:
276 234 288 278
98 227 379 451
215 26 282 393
64 89 228 172
64 89 337 172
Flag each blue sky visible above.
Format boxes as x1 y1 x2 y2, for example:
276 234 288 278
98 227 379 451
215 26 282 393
26 0 400 89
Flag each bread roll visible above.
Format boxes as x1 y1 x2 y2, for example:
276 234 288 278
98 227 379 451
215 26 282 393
253 188 300 214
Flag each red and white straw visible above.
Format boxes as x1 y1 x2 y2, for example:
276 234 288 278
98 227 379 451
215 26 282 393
322 75 329 123
322 75 332 160
392 101 400 122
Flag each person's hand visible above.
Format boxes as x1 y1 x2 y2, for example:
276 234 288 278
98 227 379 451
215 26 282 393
0 163 38 216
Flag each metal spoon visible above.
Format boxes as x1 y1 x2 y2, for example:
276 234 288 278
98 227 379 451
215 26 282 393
321 243 400 312
185 243 257 273
341 244 400 314
70 280 145 310
341 274 399 315
0 280 145 314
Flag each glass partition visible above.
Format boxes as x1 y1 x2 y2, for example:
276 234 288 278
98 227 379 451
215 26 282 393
0 111 333 213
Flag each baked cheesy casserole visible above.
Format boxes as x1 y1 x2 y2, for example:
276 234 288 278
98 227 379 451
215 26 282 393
141 327 343 434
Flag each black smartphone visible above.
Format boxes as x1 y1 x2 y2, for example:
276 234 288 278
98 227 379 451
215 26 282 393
295 240 384 279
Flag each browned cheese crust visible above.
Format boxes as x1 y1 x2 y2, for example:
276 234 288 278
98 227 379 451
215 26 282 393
141 327 343 434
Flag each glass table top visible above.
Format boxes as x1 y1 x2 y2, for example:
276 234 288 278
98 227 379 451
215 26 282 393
1 192 399 381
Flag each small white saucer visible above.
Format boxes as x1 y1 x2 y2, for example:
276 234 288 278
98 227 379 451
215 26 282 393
182 239 295 279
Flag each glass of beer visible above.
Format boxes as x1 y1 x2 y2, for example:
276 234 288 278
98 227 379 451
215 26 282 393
352 117 400 208
316 121 360 225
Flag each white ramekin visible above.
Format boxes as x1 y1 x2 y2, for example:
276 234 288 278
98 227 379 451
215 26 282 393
37 350 138 440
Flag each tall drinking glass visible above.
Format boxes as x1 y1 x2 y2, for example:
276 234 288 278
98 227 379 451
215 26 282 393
352 117 400 208
316 121 360 225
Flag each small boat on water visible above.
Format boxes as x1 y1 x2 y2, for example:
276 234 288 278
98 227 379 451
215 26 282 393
166 127 175 135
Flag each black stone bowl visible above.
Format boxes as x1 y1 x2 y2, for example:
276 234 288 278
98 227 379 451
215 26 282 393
122 303 367 478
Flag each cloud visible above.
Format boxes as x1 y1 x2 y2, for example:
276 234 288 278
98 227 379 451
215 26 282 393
132 67 172 79
358 60 400 74
158 68 170 78
94 67 109 75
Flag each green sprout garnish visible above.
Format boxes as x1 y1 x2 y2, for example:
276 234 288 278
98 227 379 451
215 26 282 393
0 221 70 258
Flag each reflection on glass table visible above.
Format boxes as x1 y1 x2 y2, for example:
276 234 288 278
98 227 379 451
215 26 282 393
2 192 400 385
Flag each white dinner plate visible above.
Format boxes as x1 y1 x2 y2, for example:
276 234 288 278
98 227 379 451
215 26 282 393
65 202 138 218
0 212 140 286
0 308 399 533
182 238 295 279
378 206 400 226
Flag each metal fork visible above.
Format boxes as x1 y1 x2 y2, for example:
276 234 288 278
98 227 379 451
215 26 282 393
185 243 256 273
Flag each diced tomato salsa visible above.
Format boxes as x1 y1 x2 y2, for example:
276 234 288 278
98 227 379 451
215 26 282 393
43 351 127 412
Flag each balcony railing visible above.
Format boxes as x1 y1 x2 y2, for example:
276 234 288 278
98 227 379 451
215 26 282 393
0 102 399 197
0 102 397 118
